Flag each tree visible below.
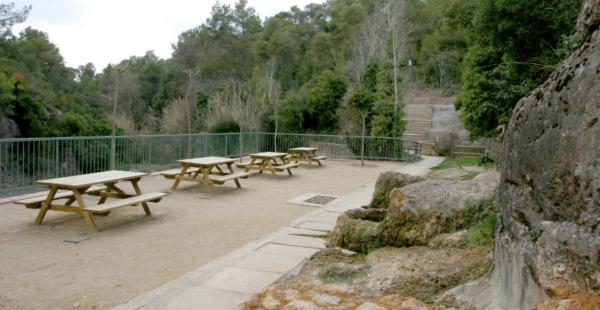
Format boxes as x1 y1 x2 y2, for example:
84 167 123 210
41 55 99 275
0 3 31 36
455 0 581 138
348 12 386 84
348 89 373 166
205 82 267 160
370 63 404 137
383 0 412 113
304 70 347 133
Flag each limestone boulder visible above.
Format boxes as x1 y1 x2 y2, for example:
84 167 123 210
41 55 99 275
450 1 600 308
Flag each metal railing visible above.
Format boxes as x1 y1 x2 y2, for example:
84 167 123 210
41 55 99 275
0 132 421 197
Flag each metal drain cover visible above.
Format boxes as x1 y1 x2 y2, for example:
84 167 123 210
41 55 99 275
303 195 337 205
288 193 340 207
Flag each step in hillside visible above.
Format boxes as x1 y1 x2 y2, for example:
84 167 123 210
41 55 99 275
403 104 436 155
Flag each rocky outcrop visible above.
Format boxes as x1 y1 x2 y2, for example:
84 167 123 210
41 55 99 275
243 248 489 310
368 172 423 209
330 170 500 252
451 1 600 308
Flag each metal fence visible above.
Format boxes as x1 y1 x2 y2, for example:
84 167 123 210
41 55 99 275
0 132 421 197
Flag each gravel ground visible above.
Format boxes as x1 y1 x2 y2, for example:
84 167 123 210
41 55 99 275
0 158 440 310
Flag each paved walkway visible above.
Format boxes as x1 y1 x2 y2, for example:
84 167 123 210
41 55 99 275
113 156 443 310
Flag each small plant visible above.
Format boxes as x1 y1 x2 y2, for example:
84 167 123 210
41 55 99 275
466 214 497 246
460 171 481 180
318 264 364 283
434 156 496 170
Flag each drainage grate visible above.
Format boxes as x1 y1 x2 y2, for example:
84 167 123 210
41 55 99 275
303 195 338 206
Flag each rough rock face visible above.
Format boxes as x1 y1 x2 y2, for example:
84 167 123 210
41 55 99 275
368 172 424 209
243 249 488 310
451 1 600 308
330 170 499 252
394 170 499 213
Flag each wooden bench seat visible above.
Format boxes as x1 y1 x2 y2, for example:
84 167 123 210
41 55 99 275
274 163 300 171
312 155 327 160
236 160 263 168
160 167 200 178
15 185 107 209
82 192 167 213
208 171 254 183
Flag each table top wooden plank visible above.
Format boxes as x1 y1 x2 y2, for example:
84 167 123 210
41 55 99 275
289 147 317 152
35 170 148 188
250 152 289 159
177 156 236 166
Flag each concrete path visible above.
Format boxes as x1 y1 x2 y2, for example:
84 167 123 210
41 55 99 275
113 156 443 310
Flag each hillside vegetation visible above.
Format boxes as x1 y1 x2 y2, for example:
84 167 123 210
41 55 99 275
0 0 582 139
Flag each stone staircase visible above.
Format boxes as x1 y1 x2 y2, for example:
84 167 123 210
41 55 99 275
403 104 436 155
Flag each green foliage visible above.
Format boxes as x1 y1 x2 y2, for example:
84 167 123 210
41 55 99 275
455 0 581 138
209 119 240 133
0 0 584 140
434 156 492 170
303 70 347 132
445 198 498 234
0 3 31 36
466 213 497 246
318 264 365 283
368 182 397 209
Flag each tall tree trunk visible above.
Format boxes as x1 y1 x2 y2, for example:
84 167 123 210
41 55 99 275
110 68 120 170
239 127 244 163
185 70 194 157
274 106 278 152
392 43 399 113
361 115 366 167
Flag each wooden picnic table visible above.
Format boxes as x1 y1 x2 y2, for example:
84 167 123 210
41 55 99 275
165 156 252 190
238 152 299 176
288 147 327 166
23 170 167 232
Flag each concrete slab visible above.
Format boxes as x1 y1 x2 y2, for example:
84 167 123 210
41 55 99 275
294 221 335 232
272 235 327 249
200 267 281 295
161 286 250 310
233 252 306 274
257 243 320 258
301 213 339 225
285 227 328 237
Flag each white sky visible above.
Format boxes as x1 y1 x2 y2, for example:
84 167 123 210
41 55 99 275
11 0 324 70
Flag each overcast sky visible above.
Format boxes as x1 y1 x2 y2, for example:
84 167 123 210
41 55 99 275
11 0 324 70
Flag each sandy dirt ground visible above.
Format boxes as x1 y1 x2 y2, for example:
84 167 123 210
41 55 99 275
0 160 409 310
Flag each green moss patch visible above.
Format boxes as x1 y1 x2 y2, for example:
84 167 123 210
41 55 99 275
434 156 495 170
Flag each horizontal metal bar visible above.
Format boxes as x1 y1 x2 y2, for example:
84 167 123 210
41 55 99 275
0 132 421 197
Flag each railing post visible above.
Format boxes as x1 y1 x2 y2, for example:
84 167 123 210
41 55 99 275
225 134 228 157
110 136 116 170
360 116 366 166
55 140 60 175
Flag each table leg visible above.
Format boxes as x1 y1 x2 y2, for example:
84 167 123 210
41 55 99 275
214 165 225 175
34 186 58 225
172 164 190 190
131 179 151 216
73 188 97 232
195 165 215 191
303 152 311 165
266 159 277 176
224 164 242 188
311 150 322 166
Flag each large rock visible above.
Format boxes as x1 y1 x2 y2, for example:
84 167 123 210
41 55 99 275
330 170 500 252
368 172 423 209
451 1 600 308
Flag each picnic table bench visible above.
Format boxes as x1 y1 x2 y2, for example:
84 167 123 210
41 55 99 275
164 156 253 190
16 171 167 232
289 147 327 166
237 152 299 176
